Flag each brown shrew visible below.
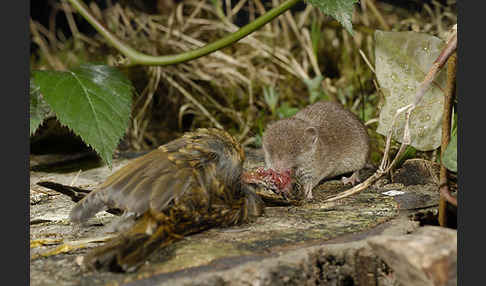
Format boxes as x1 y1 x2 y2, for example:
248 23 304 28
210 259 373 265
262 101 370 199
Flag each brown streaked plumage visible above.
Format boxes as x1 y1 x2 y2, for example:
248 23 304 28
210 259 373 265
66 128 265 272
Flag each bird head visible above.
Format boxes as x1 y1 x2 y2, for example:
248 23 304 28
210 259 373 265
241 167 297 200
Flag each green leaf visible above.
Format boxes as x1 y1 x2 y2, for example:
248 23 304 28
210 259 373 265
374 30 447 151
31 64 133 167
310 17 322 56
396 145 417 168
263 86 280 115
307 0 358 34
303 75 328 103
253 134 263 148
30 80 51 135
442 127 457 172
277 102 299 118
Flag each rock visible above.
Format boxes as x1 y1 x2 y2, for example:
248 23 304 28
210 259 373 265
30 152 404 285
380 184 440 210
391 159 440 186
368 226 457 286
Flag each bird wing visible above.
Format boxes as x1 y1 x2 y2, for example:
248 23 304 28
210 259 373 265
69 129 242 223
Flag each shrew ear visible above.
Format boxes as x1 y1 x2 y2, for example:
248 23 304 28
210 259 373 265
304 126 318 145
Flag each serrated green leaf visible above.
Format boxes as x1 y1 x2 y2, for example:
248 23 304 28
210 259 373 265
30 80 52 135
442 127 457 172
307 0 357 34
31 64 133 167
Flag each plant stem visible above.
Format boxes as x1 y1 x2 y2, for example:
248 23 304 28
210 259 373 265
66 0 301 66
438 52 457 227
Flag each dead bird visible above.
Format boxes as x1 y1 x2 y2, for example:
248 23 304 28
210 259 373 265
262 101 370 200
39 128 280 272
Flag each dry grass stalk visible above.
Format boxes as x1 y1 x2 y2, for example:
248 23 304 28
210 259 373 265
31 0 456 155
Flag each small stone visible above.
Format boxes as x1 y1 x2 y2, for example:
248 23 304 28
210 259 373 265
382 190 406 196
368 226 456 286
30 192 48 205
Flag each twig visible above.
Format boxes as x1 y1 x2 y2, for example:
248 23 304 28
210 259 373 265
324 171 383 202
438 52 457 226
359 49 375 74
